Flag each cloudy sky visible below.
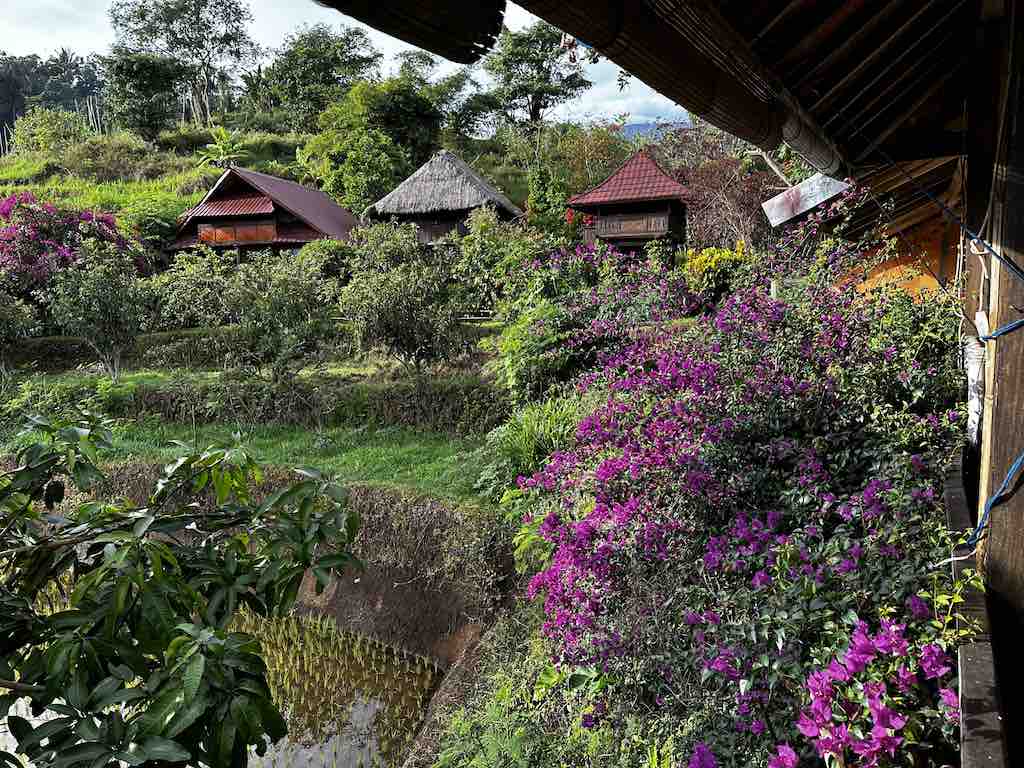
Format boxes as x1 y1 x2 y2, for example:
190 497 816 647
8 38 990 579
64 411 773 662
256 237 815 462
2 0 688 124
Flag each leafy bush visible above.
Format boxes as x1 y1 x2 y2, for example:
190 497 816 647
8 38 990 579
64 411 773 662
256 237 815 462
491 243 696 403
444 205 551 312
61 131 186 182
0 151 61 184
46 241 152 380
0 289 34 380
680 240 752 302
119 191 191 249
12 106 92 154
197 126 250 168
298 125 408 212
149 245 238 330
0 412 359 768
344 220 423 274
225 249 339 380
296 238 351 281
155 125 216 154
475 389 595 503
342 260 465 373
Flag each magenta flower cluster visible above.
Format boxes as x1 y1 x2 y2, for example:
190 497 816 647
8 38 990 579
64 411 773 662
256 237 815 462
513 248 968 767
0 192 129 294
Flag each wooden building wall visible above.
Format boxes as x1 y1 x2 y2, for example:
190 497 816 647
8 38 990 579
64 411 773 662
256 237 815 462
857 217 960 297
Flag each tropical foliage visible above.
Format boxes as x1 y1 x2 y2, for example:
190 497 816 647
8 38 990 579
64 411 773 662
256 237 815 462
0 413 359 768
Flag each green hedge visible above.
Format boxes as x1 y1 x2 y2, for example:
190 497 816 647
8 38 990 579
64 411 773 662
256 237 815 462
2 369 510 437
8 327 243 371
131 374 510 436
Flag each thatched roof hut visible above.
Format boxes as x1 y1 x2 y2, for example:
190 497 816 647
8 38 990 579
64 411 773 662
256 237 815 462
366 150 523 243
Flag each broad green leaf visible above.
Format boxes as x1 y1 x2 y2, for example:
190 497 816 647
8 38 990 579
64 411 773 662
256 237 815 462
137 736 191 763
183 653 205 703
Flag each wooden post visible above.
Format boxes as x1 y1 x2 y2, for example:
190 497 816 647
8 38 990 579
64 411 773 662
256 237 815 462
979 2 1024 613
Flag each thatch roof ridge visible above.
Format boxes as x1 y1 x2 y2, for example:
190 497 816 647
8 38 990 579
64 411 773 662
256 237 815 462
366 150 523 218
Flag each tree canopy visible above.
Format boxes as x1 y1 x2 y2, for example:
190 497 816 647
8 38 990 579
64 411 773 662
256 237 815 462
108 0 258 124
482 21 592 124
266 24 381 131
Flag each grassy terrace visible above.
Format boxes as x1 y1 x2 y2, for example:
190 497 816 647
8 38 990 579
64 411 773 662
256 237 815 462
108 421 484 502
1 364 493 504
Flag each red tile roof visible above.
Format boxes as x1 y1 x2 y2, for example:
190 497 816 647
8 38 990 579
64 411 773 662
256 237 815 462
569 151 689 208
184 194 274 219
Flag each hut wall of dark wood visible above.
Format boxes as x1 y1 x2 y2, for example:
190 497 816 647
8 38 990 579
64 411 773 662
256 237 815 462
586 200 686 251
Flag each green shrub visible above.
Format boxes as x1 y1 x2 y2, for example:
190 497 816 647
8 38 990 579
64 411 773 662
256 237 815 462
0 151 61 184
197 126 250 168
342 262 465 373
445 206 551 312
12 107 92 154
237 132 306 164
298 125 408 212
0 374 99 430
0 290 35 385
60 131 183 182
118 191 191 248
328 375 511 435
149 245 238 330
155 125 215 154
46 241 152 380
138 326 245 370
226 249 339 380
679 240 751 301
297 238 352 281
483 390 591 486
489 297 572 403
345 220 423 273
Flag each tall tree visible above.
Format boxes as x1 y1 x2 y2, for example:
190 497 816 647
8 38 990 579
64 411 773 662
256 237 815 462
481 21 592 124
36 50 103 111
0 54 41 132
321 77 442 169
102 49 189 139
395 50 496 139
266 24 381 130
109 0 258 125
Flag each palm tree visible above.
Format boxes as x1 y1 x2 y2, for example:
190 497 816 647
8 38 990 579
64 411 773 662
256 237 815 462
197 125 249 168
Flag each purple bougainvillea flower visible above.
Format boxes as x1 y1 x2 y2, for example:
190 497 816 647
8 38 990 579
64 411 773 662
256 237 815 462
768 744 799 768
906 594 930 619
939 688 960 722
920 643 951 679
688 742 717 768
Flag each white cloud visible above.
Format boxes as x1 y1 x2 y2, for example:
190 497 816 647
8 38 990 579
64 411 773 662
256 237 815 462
1 0 687 124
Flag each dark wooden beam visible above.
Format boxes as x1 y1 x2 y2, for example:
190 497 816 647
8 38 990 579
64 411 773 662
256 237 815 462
981 0 1024 624
750 0 805 46
810 0 942 114
824 9 963 133
854 65 962 162
792 1 906 93
878 131 965 161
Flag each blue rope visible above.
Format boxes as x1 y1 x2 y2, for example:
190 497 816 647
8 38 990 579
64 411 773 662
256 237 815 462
980 317 1024 342
966 448 1024 548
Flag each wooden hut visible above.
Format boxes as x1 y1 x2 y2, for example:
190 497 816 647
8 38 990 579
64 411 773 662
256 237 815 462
365 150 522 244
171 167 358 253
568 150 688 250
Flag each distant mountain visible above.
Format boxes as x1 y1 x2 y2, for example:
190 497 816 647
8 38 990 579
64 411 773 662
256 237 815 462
620 119 691 140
